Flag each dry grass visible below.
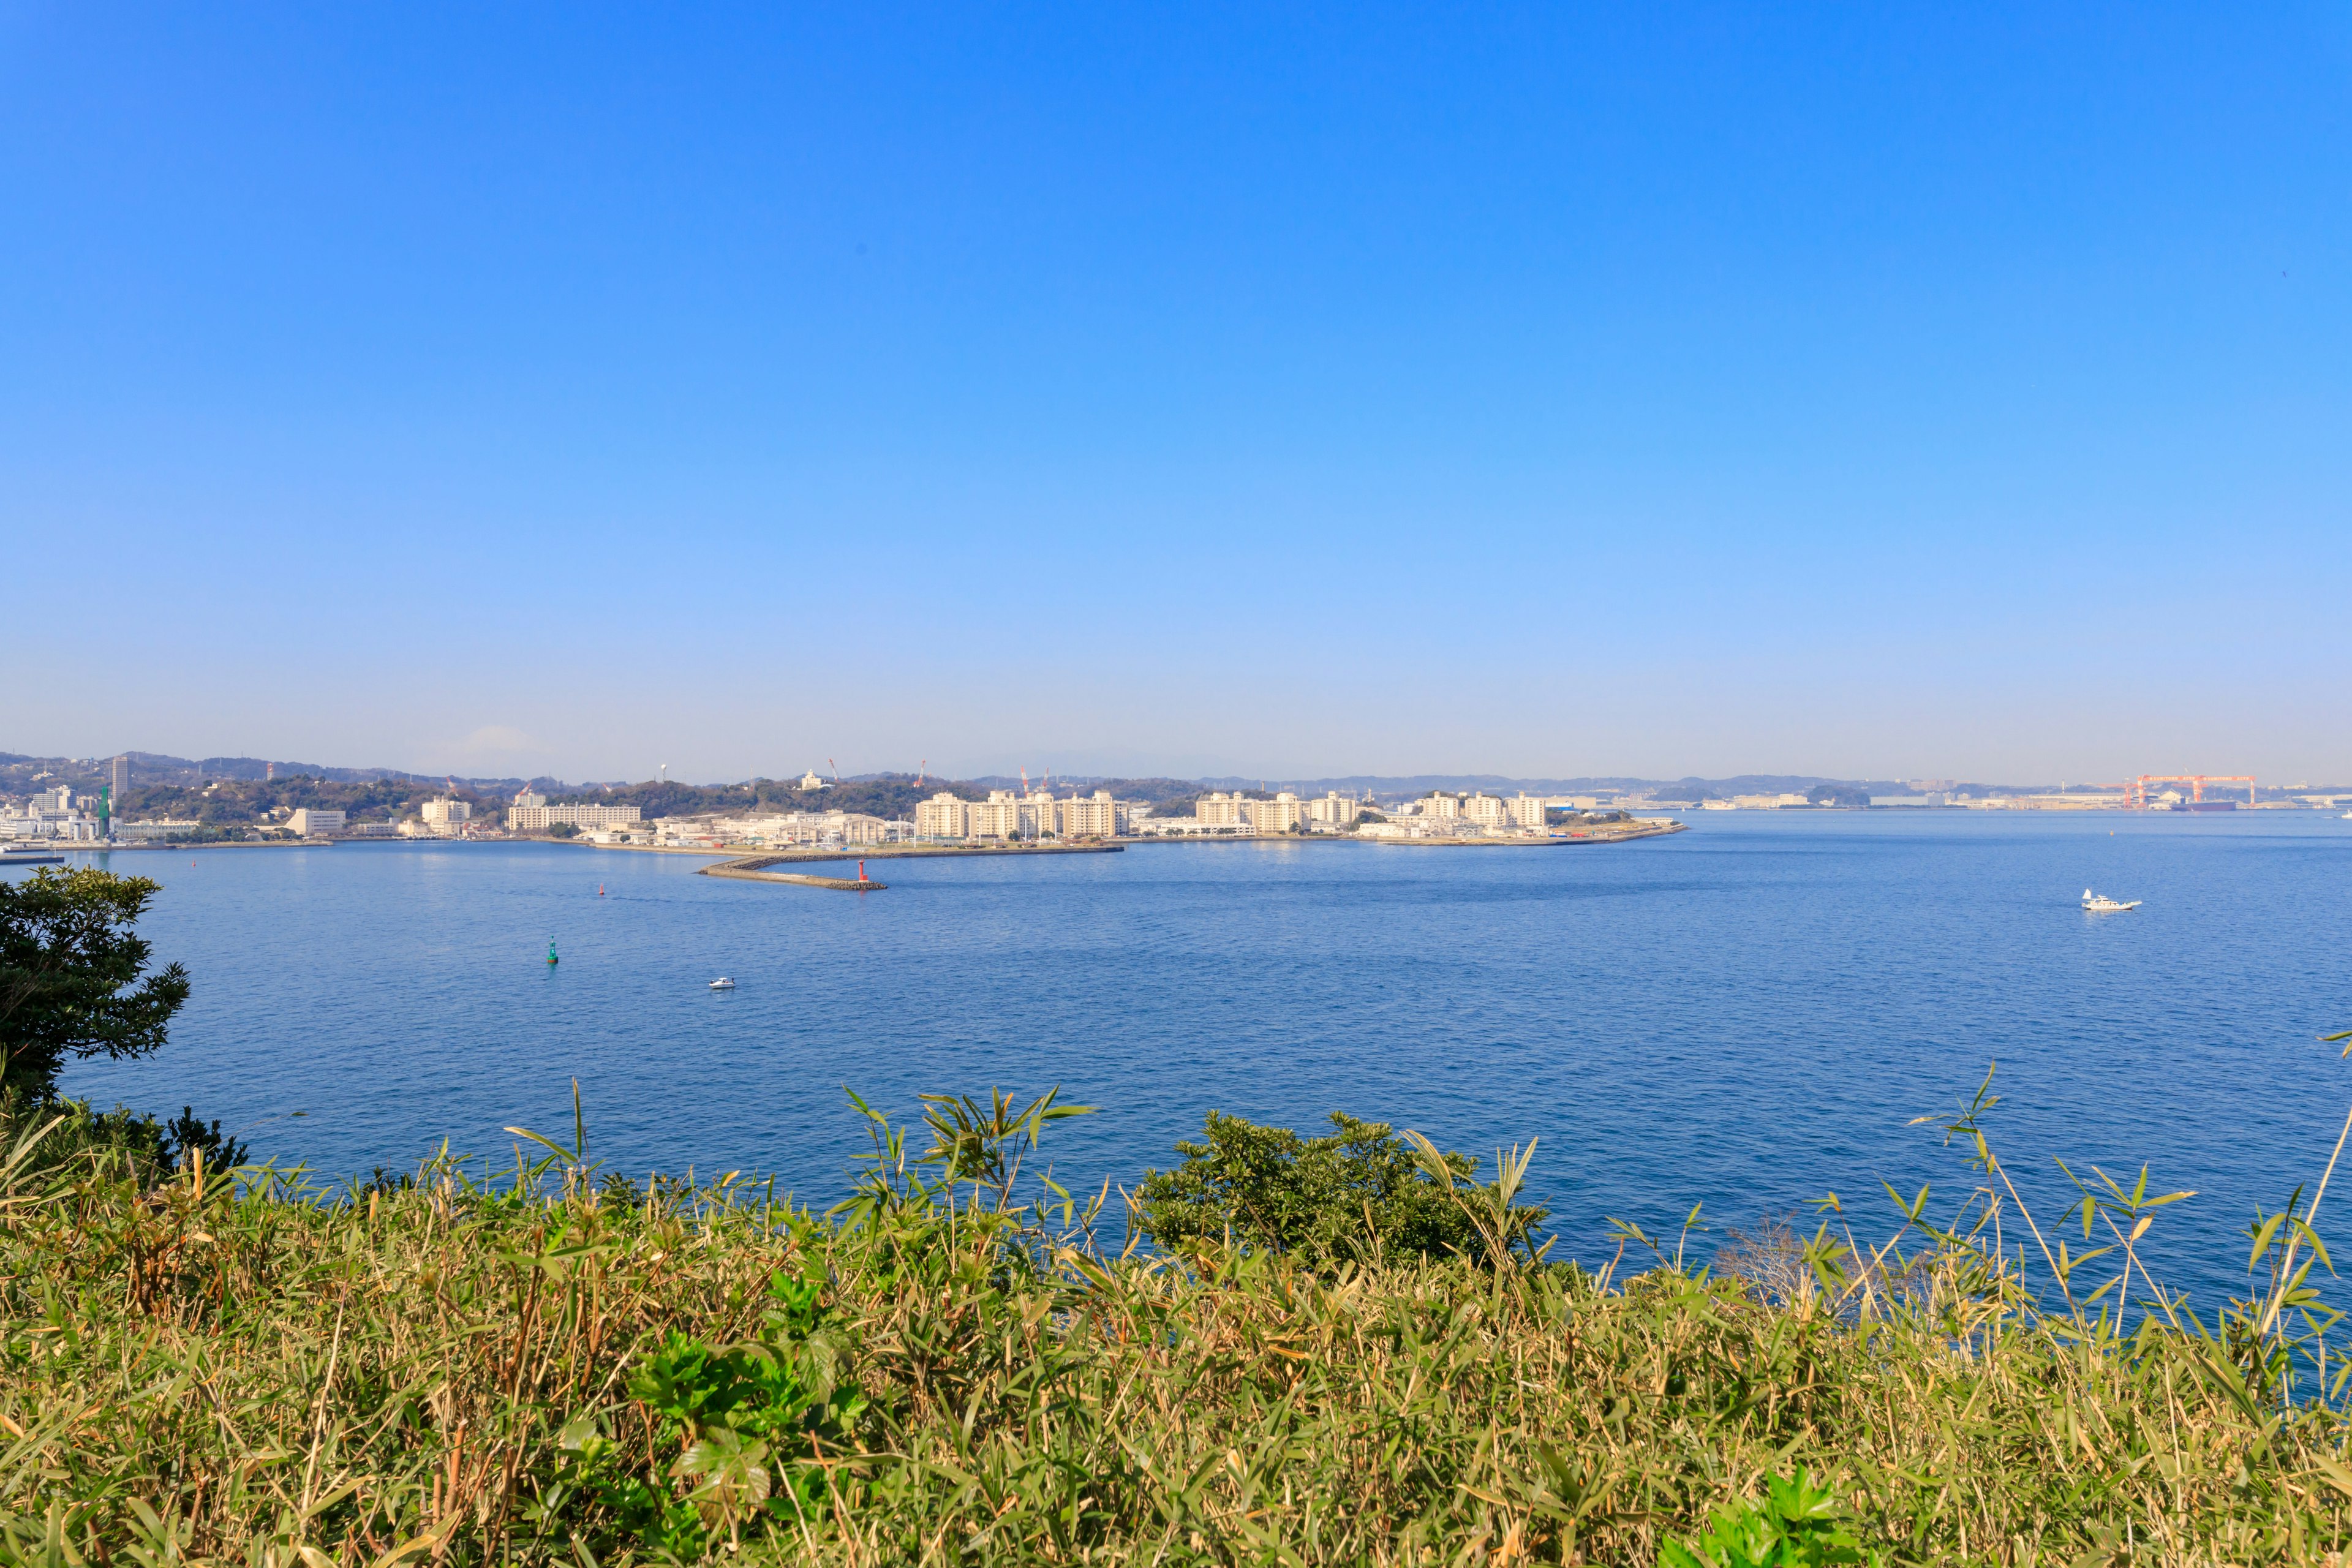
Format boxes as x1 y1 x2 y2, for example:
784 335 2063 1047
4 1076 2352 1564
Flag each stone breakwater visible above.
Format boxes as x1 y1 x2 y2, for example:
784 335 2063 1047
698 861 886 891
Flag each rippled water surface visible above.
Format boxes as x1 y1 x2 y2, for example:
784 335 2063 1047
34 813 2352 1300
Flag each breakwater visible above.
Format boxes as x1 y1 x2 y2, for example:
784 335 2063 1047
699 862 886 891
710 842 1123 865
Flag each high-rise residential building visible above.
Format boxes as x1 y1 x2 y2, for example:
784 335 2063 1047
1304 792 1360 826
1055 790 1122 838
968 791 1023 839
1245 793 1305 834
918 789 1126 840
1420 793 1461 819
507 802 643 831
1508 793 1548 828
110 755 130 802
914 793 970 839
421 797 473 831
1194 793 1251 827
1463 793 1509 827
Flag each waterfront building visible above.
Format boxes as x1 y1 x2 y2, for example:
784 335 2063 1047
1304 791 1361 826
708 810 892 846
1245 793 1306 834
507 802 644 832
1420 793 1461 819
1055 790 1123 838
915 793 970 840
110 756 130 802
1509 793 1547 828
115 819 201 842
1 805 103 840
1463 793 1508 827
1134 812 1252 837
1195 793 1251 828
286 809 345 836
915 788 1129 841
421 797 472 832
970 791 1024 840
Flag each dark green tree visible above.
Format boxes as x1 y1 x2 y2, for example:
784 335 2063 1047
1136 1111 1546 1270
0 868 190 1099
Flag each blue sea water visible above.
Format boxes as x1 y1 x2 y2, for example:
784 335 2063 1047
29 813 2352 1306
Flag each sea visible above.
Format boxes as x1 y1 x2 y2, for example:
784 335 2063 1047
26 812 2352 1308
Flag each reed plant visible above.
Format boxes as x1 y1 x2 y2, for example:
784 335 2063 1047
3 1063 2351 1565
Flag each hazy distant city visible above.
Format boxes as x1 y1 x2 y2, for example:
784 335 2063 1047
7 748 2347 850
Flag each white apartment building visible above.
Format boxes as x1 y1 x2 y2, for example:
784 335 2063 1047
421 797 472 831
1193 793 1253 827
1419 793 1461 819
1463 793 1509 827
916 789 1128 841
967 790 1023 840
914 793 970 840
1245 793 1306 834
286 809 345 836
1056 790 1122 838
1304 792 1362 826
1508 793 1548 828
508 802 644 832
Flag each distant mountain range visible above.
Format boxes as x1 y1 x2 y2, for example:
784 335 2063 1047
6 751 2336 802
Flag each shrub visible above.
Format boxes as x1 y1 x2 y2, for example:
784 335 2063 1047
1136 1109 1547 1268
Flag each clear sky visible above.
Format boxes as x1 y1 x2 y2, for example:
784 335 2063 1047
6 5 2347 784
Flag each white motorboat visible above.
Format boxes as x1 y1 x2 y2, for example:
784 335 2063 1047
2081 888 2141 913
709 977 736 990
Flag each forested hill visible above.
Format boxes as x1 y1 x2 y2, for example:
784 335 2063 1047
104 774 511 827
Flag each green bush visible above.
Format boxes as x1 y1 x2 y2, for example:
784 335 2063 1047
1660 1469 1878 1567
1136 1109 1548 1268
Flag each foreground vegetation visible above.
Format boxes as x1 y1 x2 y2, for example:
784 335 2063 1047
4 1074 2351 1566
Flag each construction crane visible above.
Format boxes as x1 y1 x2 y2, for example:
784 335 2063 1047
916 760 927 787
2127 774 2256 809
828 757 840 785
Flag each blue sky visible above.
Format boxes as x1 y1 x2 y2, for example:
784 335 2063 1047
5 4 2347 783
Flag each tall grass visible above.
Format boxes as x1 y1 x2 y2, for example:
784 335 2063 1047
2 1067 2350 1564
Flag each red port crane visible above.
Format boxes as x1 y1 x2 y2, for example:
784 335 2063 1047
2127 774 2256 809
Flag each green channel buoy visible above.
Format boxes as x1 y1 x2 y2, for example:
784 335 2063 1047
547 937 559 967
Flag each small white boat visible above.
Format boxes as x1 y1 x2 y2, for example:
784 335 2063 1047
2081 888 2141 913
709 977 736 990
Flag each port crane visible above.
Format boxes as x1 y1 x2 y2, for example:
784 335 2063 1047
2127 774 2256 809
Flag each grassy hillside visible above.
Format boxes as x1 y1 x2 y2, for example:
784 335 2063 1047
3 1084 2349 1564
